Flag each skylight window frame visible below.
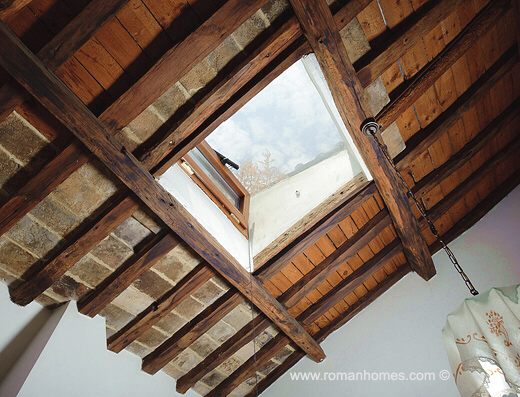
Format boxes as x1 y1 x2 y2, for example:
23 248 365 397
179 141 250 237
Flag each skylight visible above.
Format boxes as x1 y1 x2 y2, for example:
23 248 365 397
159 54 371 270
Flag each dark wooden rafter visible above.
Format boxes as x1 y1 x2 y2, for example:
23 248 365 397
355 0 465 88
206 333 292 397
0 0 30 21
176 315 272 393
11 194 140 306
107 263 216 353
100 0 270 133
141 290 243 374
256 181 376 281
0 0 270 243
412 98 520 198
0 142 90 237
245 265 412 397
287 0 435 279
0 21 326 363
377 0 512 133
146 0 375 175
423 136 520 225
77 231 181 317
0 0 131 123
137 0 467 174
280 209 392 308
300 238 402 325
395 44 519 170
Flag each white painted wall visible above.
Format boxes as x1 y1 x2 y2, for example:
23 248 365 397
0 288 198 397
159 164 250 270
264 185 520 397
250 150 362 256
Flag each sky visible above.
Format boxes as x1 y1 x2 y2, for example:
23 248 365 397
205 58 345 174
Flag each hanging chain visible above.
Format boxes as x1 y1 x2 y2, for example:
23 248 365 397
361 120 478 296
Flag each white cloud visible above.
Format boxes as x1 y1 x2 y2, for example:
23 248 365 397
206 59 345 173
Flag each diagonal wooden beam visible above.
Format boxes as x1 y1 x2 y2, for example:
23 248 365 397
412 97 520 198
0 21 325 362
10 194 140 306
141 290 243 374
107 263 216 353
288 0 435 280
280 209 392 308
100 0 269 133
138 0 374 173
177 205 395 392
0 0 271 238
300 238 402 325
206 333 291 397
247 265 412 397
137 0 460 174
0 0 132 123
394 44 518 169
176 315 272 393
355 0 465 88
0 142 89 237
377 0 511 133
77 231 181 317
0 0 31 21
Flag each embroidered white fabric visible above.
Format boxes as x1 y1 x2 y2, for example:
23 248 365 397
442 285 520 397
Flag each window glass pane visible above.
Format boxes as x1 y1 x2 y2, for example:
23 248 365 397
188 148 241 209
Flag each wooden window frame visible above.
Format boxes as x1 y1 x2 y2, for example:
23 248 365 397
179 141 250 237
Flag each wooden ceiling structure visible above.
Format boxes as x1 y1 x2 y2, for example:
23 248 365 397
0 0 518 394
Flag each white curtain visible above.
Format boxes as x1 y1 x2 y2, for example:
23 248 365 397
443 285 520 397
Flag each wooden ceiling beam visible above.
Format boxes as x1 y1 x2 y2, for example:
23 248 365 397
256 181 376 281
142 290 243 374
153 38 311 176
300 238 402 325
395 44 518 170
281 209 392 308
133 183 376 378
423 136 520 225
355 0 465 88
247 265 412 396
0 0 131 123
207 333 291 397
412 97 520 198
287 0 435 280
0 142 90 238
176 315 272 393
178 210 399 392
0 22 325 362
77 231 181 317
140 0 373 175
10 194 140 306
138 0 460 174
107 263 216 353
377 0 511 133
429 169 520 255
100 0 270 133
0 0 31 21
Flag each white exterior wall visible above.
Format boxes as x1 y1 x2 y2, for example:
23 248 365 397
264 185 520 397
250 150 361 256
